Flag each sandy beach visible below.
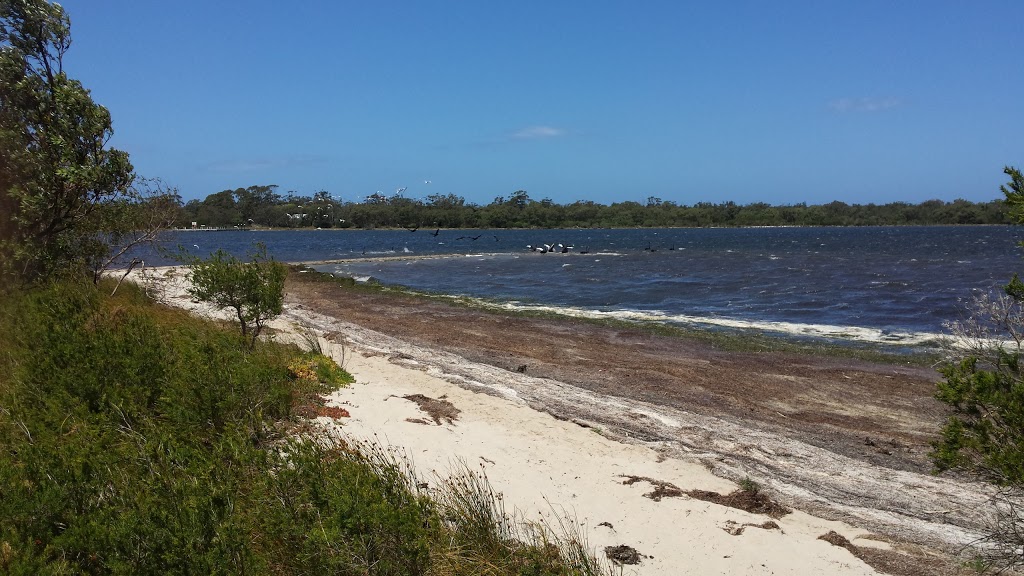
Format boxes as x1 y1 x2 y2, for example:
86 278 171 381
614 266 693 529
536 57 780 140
137 265 991 575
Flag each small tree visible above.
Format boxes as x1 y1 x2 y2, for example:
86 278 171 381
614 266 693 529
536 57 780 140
187 244 286 348
934 165 1024 571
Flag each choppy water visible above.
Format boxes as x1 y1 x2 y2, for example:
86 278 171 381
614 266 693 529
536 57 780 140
157 226 1024 348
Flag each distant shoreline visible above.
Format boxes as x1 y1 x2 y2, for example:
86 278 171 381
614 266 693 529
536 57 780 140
170 222 1014 233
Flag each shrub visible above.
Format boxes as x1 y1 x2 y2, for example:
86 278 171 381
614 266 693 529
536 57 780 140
0 280 606 575
186 243 286 348
934 166 1024 572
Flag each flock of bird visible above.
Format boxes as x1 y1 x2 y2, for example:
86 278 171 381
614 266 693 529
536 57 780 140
365 224 682 257
526 243 577 254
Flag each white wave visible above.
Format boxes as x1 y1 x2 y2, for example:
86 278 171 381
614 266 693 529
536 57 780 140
465 300 946 347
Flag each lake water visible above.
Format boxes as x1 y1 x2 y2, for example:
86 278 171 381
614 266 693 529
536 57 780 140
156 226 1024 349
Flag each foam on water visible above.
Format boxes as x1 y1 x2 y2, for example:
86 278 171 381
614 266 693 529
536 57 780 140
498 302 944 346
408 297 943 347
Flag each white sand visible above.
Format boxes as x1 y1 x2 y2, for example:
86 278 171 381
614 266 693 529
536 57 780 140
322 347 885 575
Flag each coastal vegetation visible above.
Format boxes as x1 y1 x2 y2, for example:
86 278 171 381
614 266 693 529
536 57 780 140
0 280 607 574
0 2 178 285
933 166 1024 572
179 185 1009 230
0 2 607 573
185 243 286 348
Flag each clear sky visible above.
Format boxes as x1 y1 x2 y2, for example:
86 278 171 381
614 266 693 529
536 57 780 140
59 1 1023 206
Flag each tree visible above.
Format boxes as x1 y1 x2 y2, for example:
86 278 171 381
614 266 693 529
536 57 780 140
94 178 182 286
934 165 1024 571
187 244 286 348
1001 166 1024 224
0 0 137 283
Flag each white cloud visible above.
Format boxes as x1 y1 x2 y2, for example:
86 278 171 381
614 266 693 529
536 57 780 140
828 97 903 113
510 125 566 139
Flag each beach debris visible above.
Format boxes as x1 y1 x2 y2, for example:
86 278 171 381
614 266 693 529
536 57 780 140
604 544 642 565
402 394 460 425
722 520 782 536
597 521 615 530
723 521 746 536
316 406 350 419
405 417 430 425
818 530 854 550
686 487 791 518
620 475 684 501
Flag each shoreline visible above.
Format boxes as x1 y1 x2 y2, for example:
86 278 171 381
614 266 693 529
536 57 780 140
168 223 1015 232
136 265 990 575
296 260 948 354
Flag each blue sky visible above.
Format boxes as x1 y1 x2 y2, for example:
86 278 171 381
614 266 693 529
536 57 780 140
60 1 1023 205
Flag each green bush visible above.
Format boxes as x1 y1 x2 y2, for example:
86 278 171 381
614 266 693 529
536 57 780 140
0 280 605 575
186 243 286 348
932 167 1024 572
0 281 322 573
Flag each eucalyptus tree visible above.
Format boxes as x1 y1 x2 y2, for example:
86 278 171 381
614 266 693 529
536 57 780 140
0 0 161 283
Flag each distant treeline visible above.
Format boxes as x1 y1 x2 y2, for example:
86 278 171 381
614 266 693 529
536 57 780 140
178 186 1010 229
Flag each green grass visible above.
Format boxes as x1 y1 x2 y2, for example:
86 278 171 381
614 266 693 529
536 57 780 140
289 264 940 367
0 279 606 575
